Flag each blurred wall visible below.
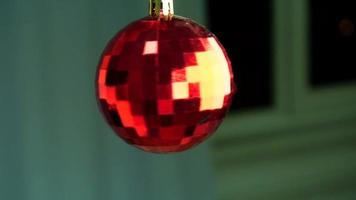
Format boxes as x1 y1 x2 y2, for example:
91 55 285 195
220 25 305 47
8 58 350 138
0 1 216 200
210 0 356 199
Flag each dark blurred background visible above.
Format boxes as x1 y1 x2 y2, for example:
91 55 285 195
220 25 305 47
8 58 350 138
1 0 356 200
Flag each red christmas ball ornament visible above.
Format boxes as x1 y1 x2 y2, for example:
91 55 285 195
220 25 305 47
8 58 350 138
95 0 235 153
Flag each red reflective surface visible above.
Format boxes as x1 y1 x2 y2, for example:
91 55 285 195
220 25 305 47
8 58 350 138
96 16 235 153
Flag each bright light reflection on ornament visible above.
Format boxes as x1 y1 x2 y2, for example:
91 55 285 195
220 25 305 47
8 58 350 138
143 41 158 55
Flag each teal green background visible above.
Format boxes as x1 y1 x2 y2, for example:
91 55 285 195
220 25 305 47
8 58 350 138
0 0 215 200
1 0 356 200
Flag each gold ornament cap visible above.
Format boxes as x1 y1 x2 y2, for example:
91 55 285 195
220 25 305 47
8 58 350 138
149 0 174 20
